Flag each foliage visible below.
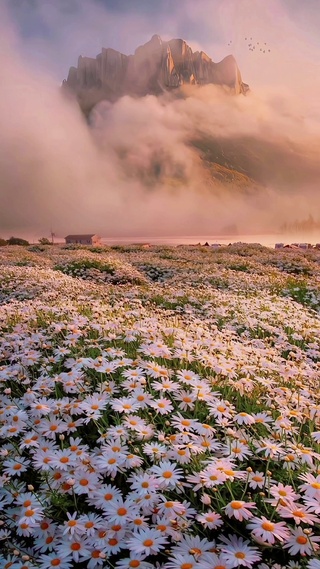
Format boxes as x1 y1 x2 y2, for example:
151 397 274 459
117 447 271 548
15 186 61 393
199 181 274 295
7 236 30 246
279 278 320 311
39 237 52 245
54 259 116 276
137 264 175 282
28 245 46 253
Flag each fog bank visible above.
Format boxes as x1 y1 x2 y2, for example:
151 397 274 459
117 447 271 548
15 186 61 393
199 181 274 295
1 1 320 239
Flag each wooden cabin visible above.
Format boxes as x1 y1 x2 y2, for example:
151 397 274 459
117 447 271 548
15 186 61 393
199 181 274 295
65 234 101 245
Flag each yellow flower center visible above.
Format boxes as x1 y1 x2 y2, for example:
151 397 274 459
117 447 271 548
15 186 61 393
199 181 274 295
231 501 243 510
162 471 173 479
297 536 308 545
262 521 274 531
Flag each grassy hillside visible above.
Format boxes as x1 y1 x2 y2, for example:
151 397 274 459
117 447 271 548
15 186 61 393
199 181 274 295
192 135 319 190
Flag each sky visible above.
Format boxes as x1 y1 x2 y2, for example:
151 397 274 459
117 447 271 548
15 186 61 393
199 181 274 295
5 0 320 89
1 0 320 240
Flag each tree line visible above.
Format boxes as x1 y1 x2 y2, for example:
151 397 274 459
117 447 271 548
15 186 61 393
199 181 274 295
0 237 52 246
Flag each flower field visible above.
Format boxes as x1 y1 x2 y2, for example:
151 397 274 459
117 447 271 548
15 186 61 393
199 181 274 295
0 243 320 569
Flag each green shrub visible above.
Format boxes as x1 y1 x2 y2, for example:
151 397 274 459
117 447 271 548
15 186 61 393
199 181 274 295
54 259 115 277
38 237 51 245
7 236 30 246
28 245 46 253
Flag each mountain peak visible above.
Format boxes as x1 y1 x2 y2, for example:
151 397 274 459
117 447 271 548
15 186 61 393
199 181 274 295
151 34 162 43
63 36 249 113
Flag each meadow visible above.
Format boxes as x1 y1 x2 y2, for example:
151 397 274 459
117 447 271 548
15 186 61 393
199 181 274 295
0 243 319 569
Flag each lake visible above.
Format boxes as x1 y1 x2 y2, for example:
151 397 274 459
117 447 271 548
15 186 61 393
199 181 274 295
101 233 320 248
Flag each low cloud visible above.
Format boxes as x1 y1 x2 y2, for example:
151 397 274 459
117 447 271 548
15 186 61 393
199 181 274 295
1 0 320 240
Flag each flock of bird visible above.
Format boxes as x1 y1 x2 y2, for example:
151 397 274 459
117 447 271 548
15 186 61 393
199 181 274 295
227 38 271 53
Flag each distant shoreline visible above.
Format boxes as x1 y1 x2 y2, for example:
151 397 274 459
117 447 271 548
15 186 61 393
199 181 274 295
3 233 320 249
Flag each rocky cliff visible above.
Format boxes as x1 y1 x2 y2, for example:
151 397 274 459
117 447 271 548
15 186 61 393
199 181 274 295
63 35 249 112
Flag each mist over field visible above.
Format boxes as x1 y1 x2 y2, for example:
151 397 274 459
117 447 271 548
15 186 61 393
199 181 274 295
1 0 320 239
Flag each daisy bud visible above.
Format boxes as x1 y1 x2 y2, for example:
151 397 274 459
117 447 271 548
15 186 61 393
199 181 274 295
27 485 34 491
165 420 170 426
59 435 65 441
303 528 312 535
259 492 266 496
201 493 211 505
67 478 75 486
180 522 189 529
266 471 272 476
0 521 4 526
13 550 20 556
158 434 165 441
246 467 253 472
22 556 30 561
0 450 9 456
4 388 11 394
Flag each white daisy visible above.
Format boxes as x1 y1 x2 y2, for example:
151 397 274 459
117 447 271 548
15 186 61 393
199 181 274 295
126 528 167 556
220 534 261 567
283 526 320 556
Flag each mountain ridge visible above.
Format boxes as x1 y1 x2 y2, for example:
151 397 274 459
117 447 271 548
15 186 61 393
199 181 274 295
63 35 249 113
61 37 319 197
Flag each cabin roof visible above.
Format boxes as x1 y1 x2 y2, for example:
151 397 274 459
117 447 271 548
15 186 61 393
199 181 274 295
65 234 96 239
